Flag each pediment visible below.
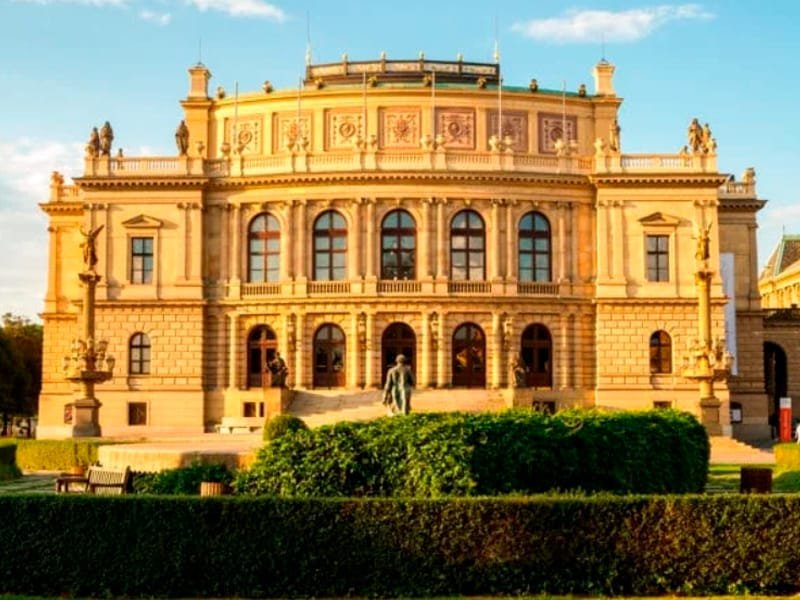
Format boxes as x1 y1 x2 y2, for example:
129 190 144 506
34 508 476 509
122 214 163 229
639 212 681 227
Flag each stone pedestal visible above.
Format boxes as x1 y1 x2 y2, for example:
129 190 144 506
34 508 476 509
502 387 533 408
263 388 295 418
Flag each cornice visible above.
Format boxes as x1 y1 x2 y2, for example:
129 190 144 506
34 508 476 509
590 173 728 187
718 197 767 212
74 176 210 190
39 202 83 216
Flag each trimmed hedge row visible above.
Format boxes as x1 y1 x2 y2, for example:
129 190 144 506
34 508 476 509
0 439 118 471
0 494 799 597
237 409 709 496
132 463 234 495
0 444 20 480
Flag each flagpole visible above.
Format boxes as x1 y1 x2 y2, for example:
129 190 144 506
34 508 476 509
362 71 367 142
431 69 436 139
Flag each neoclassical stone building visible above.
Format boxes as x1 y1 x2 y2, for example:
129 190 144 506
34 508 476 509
38 56 769 438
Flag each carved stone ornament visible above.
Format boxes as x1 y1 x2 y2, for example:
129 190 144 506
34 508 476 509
381 108 420 149
487 110 527 152
436 108 475 149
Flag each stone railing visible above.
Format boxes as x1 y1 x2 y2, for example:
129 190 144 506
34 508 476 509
377 280 423 294
517 281 560 296
719 180 757 197
241 282 282 297
81 149 720 180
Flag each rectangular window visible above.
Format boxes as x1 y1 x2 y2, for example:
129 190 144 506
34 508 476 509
128 402 147 426
131 237 154 284
646 235 669 282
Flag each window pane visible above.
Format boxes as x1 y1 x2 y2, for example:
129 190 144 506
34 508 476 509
519 238 533 251
452 266 467 280
400 236 415 249
470 236 484 249
316 254 330 268
535 239 549 251
451 252 466 267
332 254 346 268
267 238 280 252
332 236 346 250
315 267 328 280
315 237 330 250
469 253 484 268
451 236 466 250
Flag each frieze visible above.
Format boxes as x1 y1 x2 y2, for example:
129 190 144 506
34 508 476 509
273 113 312 153
486 110 528 151
380 108 420 149
326 110 364 150
538 113 577 154
227 118 261 155
435 108 475 149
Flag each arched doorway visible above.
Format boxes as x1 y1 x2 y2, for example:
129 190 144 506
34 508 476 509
764 341 788 421
521 324 552 388
247 325 278 388
313 324 346 388
452 323 486 388
381 323 416 386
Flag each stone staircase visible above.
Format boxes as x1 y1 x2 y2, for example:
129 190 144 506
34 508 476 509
709 436 775 465
289 388 507 428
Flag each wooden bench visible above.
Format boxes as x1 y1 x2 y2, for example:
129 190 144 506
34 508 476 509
56 466 130 495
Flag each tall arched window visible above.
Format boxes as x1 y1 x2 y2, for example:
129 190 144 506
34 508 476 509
450 210 485 281
452 323 486 388
521 324 552 388
518 211 551 281
248 213 280 282
649 331 672 374
129 332 151 375
247 325 278 388
381 210 416 279
313 210 347 281
313 324 346 388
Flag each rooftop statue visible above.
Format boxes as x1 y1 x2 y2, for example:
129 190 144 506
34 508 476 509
175 120 189 156
688 118 702 153
99 121 114 157
609 119 621 152
85 127 100 158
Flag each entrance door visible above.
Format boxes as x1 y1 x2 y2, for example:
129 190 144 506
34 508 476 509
313 324 346 388
521 324 552 388
247 325 278 388
381 323 416 386
452 323 486 388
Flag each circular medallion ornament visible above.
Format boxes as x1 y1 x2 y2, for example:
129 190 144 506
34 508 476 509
447 120 463 137
550 127 563 142
339 121 356 139
237 130 253 147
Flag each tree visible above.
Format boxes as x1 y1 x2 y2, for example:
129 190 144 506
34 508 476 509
0 314 43 433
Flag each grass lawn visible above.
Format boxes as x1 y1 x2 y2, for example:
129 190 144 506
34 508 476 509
707 463 800 493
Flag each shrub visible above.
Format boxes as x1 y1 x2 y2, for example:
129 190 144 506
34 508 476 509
236 409 708 497
9 439 118 471
775 443 800 471
133 462 234 495
262 414 308 442
1 494 800 597
0 443 21 480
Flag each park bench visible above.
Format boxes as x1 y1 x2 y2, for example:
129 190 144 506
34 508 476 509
216 416 262 434
55 466 130 495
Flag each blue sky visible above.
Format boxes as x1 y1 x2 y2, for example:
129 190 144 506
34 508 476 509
1 0 797 321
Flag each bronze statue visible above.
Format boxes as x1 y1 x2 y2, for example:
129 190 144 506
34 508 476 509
99 121 114 156
175 120 189 156
383 354 414 415
511 353 528 388
267 352 289 388
688 118 702 153
85 127 100 158
695 222 712 262
79 225 104 271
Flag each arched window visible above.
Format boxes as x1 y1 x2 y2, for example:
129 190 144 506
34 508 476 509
129 333 151 375
313 210 347 281
518 211 551 281
381 210 416 279
248 213 280 283
381 323 416 385
649 331 672 374
313 324 346 388
450 210 485 281
247 325 278 388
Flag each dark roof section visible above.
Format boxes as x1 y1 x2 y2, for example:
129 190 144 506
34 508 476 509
762 234 800 278
305 57 499 86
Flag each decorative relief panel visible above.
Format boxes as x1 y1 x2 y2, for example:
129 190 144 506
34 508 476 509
273 113 312 152
486 110 528 151
538 113 577 153
326 110 365 150
379 108 420 149
436 108 475 149
226 118 261 155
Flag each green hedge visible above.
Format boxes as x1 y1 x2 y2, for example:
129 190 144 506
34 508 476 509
262 414 308 442
132 463 234 495
0 494 799 597
236 409 709 496
0 444 20 480
0 439 119 471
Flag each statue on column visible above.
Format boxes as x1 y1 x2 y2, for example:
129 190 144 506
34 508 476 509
79 225 104 271
175 120 190 156
99 121 114 156
694 222 712 263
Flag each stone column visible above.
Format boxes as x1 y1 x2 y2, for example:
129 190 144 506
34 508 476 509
189 202 202 282
748 223 759 300
491 312 502 388
435 199 447 279
559 313 570 389
177 202 189 281
365 312 376 388
365 199 376 279
420 312 431 387
220 205 229 282
348 200 361 281
490 199 501 280
295 200 307 280
227 312 239 389
570 201 579 284
230 204 241 283
294 312 305 388
419 198 433 279
349 313 361 388
557 202 567 282
595 199 608 281
506 202 516 280
45 226 59 308
280 201 293 280
436 312 446 387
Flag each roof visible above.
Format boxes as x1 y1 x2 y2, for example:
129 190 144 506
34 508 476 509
761 234 800 278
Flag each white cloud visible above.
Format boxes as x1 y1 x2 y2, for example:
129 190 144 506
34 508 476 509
0 138 83 207
140 9 171 25
185 0 286 20
511 4 715 44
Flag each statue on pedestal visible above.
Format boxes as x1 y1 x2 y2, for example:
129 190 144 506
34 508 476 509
79 225 104 271
694 222 712 263
609 119 621 152
268 352 289 388
511 353 528 388
175 120 190 156
99 121 114 157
